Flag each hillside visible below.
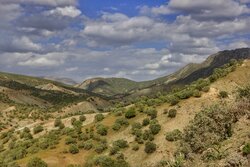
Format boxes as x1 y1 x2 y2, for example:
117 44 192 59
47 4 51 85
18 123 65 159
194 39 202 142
0 56 249 167
77 48 250 97
0 72 110 131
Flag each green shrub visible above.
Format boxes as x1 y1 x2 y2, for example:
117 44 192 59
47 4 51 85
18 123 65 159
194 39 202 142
112 123 121 131
145 108 157 119
113 139 128 149
149 123 161 135
33 125 44 134
95 143 108 154
65 137 77 145
238 85 250 98
132 144 139 151
27 157 48 167
109 145 120 155
165 129 182 141
69 144 79 154
125 108 136 119
95 114 105 122
142 118 150 126
96 124 108 136
202 86 210 92
71 118 77 125
54 118 62 127
193 90 202 98
168 109 177 118
144 141 156 154
115 118 129 126
79 115 86 122
168 95 180 106
219 91 228 98
242 143 250 156
182 105 235 153
92 155 129 167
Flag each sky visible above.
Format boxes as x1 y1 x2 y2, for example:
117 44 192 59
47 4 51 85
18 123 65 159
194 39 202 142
0 0 250 82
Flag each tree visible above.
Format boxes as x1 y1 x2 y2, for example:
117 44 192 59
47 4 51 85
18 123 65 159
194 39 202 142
27 157 48 167
79 115 86 122
219 91 228 98
168 109 177 118
54 118 62 127
33 125 44 134
142 118 150 126
96 124 108 136
95 114 105 122
144 142 156 154
149 123 161 135
125 108 136 119
69 144 79 154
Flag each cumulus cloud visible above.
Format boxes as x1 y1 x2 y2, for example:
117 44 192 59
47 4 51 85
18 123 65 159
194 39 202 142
141 0 250 21
44 6 81 18
17 52 68 67
82 13 167 45
0 36 42 53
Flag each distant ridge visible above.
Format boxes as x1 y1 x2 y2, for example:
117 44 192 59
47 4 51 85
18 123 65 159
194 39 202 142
77 48 250 97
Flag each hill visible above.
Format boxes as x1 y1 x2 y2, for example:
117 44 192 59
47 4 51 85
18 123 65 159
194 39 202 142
77 48 250 97
0 72 110 131
0 53 249 167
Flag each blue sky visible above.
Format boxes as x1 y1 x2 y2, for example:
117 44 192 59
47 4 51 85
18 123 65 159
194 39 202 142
0 0 250 82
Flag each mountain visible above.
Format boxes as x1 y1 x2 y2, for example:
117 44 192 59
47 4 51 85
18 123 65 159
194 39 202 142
77 48 250 97
41 76 78 85
1 51 249 167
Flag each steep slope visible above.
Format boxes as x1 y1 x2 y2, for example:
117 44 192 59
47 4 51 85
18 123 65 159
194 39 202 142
77 48 250 97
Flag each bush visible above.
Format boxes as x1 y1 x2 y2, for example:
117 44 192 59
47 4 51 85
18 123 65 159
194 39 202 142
113 139 128 148
112 123 121 131
79 115 86 122
33 125 44 134
95 143 107 154
95 114 105 122
145 108 157 119
115 118 129 126
219 91 228 98
182 105 235 153
71 117 77 125
27 157 48 167
193 90 202 98
165 129 182 141
93 155 129 167
125 108 136 119
65 137 77 145
69 144 79 154
132 144 139 151
168 95 180 106
142 118 150 126
54 118 62 127
109 145 120 155
242 143 250 156
149 123 161 135
96 124 108 136
202 86 210 92
144 142 156 154
168 109 177 118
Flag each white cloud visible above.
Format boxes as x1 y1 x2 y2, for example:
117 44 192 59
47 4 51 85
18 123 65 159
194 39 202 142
1 0 77 7
66 67 78 72
12 36 42 52
17 52 67 67
45 6 81 18
141 0 250 20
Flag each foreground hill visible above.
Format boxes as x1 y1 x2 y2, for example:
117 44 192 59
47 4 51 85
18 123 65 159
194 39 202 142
0 54 248 167
77 48 250 97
